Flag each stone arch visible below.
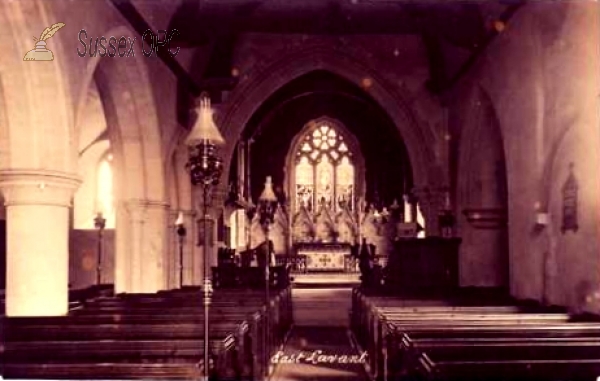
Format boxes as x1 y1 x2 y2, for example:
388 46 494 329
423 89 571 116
284 115 366 214
0 1 82 315
164 128 194 212
74 25 167 293
218 45 435 191
75 25 165 204
457 86 508 211
456 85 509 288
0 75 10 171
0 0 77 173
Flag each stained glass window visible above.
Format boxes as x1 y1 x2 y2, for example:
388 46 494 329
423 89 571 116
294 124 354 212
296 156 314 212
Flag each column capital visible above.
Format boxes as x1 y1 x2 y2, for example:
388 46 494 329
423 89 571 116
123 200 148 222
0 169 81 207
181 209 197 218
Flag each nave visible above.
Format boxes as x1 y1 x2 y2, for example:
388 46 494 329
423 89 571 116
1 1 600 380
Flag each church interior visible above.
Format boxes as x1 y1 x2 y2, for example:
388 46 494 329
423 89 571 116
1 0 600 380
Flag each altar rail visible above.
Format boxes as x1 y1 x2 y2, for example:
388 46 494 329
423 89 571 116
273 254 384 274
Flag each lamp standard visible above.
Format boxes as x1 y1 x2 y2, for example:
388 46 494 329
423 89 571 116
175 212 186 288
257 176 278 378
93 212 106 285
184 95 225 380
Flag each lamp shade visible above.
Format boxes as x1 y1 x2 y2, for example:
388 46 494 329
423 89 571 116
259 176 278 202
184 96 225 146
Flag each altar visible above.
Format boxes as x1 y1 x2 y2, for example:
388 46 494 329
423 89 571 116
295 243 351 272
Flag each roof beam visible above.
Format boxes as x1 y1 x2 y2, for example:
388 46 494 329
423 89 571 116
108 0 238 99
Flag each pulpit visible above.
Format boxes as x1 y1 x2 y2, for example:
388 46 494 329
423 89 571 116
384 237 460 295
294 242 351 272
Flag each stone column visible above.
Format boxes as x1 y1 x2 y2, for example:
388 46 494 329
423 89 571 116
460 208 508 287
0 170 80 316
123 200 169 294
125 201 147 293
143 201 169 293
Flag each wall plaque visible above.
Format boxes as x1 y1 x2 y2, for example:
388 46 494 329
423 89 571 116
561 163 578 234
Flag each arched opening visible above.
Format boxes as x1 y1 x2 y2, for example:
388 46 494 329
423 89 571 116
242 70 412 208
228 70 413 264
71 25 167 293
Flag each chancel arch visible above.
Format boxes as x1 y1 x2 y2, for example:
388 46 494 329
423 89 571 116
218 45 435 193
235 69 414 270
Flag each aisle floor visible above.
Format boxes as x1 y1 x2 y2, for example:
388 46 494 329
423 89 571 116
270 326 369 381
271 283 368 381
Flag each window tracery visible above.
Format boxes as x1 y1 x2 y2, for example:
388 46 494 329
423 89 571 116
294 124 354 213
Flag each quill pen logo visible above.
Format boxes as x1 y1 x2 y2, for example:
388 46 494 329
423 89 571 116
24 22 65 61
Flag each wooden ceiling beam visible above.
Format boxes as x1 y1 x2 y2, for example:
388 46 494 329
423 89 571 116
108 0 238 100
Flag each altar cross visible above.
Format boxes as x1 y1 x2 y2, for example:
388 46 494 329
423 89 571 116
318 255 332 267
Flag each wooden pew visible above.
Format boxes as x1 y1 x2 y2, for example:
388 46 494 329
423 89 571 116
396 337 600 378
353 288 600 381
101 288 293 344
353 291 576 381
88 286 293 347
351 289 520 348
416 353 600 381
2 363 203 380
104 291 284 379
370 313 571 381
81 291 291 367
385 323 600 381
2 286 293 380
3 314 252 380
70 307 266 378
356 300 559 375
350 289 571 379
